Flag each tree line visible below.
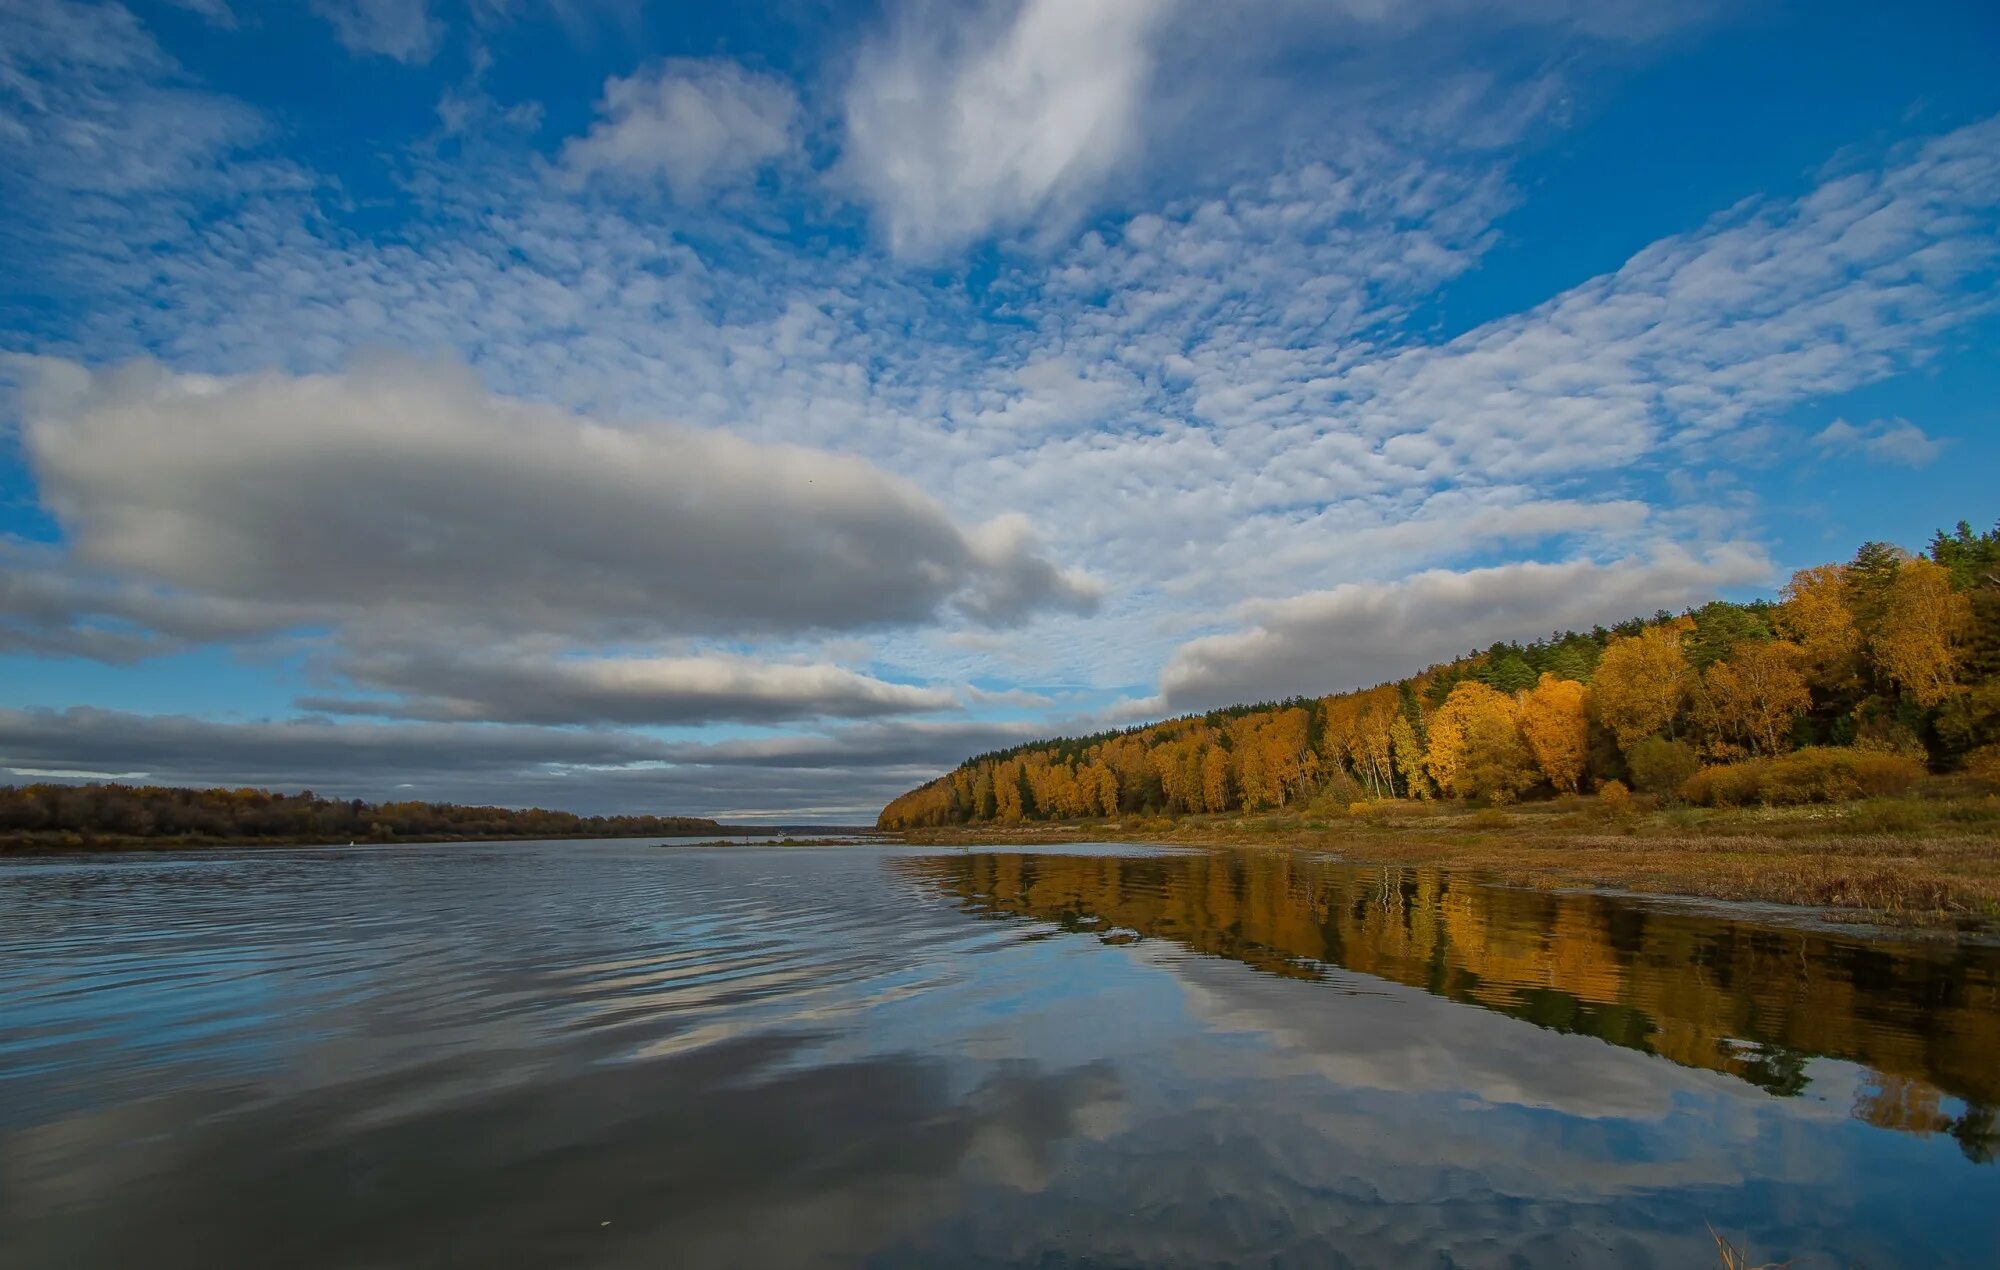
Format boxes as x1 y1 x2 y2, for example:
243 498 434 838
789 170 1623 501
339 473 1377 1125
0 783 730 847
879 519 2000 829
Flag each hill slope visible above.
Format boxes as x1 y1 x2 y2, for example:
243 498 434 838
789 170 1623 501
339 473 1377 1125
880 520 2000 829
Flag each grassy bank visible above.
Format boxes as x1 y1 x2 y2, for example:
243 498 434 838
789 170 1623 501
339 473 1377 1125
894 779 2000 931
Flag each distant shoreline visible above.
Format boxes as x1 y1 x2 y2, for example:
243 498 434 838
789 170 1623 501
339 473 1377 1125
0 827 776 853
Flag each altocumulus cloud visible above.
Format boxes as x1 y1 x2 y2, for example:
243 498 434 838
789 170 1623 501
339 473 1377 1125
1158 547 1771 711
11 355 1102 650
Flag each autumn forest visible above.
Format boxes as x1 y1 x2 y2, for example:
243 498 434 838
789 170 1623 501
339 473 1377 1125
879 520 2000 829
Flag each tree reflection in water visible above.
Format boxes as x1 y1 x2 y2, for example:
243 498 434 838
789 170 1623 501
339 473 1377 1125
900 849 2000 1163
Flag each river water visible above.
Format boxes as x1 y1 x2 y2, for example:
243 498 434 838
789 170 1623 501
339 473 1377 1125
2 840 1995 1267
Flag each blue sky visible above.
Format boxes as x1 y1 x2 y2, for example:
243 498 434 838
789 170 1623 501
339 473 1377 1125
2 0 1996 819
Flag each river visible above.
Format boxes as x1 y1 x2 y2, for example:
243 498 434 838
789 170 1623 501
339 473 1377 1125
2 840 1995 1267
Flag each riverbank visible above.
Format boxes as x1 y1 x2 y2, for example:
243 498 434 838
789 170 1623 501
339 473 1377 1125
0 827 769 853
892 783 2000 932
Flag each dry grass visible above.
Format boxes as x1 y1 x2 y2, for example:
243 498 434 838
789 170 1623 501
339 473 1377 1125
1708 1223 1791 1270
894 782 2000 933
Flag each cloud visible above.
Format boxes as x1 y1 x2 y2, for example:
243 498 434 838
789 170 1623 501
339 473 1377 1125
835 0 1719 259
0 707 943 818
1293 119 2000 483
1812 417 1944 467
12 356 1100 647
561 59 800 197
840 0 1169 257
1158 546 1771 710
302 648 957 726
654 718 1051 770
0 0 269 198
0 705 664 783
312 0 443 63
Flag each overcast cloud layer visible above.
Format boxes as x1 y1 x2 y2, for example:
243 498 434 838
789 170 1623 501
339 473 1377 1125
1 0 1996 817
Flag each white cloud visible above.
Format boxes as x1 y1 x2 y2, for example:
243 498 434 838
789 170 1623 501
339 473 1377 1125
1812 417 1944 467
840 0 1170 257
0 0 269 197
12 355 1100 646
561 59 800 197
1158 546 1771 710
835 0 1718 259
312 0 443 64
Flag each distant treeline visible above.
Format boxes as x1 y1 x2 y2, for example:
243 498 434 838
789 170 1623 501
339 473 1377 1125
880 519 2000 828
0 783 733 848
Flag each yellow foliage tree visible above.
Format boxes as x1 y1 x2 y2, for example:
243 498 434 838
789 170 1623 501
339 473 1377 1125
1592 623 1693 751
1777 563 1862 694
1427 681 1533 799
1389 716 1432 799
1517 674 1590 793
1201 746 1232 812
1697 639 1811 756
1875 558 1971 707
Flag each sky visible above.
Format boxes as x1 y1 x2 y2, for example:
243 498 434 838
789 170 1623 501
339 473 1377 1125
2 0 1997 821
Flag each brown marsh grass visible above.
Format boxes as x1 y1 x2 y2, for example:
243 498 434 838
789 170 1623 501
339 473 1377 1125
895 782 2000 932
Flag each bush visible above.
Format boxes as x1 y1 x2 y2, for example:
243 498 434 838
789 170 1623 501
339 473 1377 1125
1626 737 1701 798
1679 747 1923 807
1764 748 1922 804
1598 779 1631 815
1681 764 1763 808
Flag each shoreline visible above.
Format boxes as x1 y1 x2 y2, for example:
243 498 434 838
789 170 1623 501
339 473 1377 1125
889 789 2000 936
0 828 774 853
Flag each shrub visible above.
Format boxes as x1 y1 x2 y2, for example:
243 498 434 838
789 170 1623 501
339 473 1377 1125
1626 737 1701 798
1762 748 1921 804
1679 748 1923 806
1598 779 1631 815
1681 764 1763 808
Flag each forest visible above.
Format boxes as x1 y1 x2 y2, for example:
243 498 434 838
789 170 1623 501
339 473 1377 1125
0 783 729 848
879 520 2000 830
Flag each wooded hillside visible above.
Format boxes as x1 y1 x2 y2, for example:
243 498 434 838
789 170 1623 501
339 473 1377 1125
879 520 2000 828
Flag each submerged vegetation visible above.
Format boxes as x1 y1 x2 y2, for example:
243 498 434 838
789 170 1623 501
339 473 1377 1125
882 521 2000 831
0 783 732 850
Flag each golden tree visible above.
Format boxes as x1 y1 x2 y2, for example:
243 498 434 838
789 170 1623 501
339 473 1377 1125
1592 622 1693 750
1875 558 1971 707
1201 746 1232 812
1698 640 1811 756
1389 715 1432 799
1776 563 1863 694
1427 681 1536 799
1517 674 1590 792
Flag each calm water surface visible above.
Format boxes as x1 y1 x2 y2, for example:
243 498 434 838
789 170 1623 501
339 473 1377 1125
2 840 1996 1267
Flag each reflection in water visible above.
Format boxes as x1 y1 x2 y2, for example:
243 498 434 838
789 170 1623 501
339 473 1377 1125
900 849 2000 1161
1 1032 1120 1268
4 841 1998 1268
